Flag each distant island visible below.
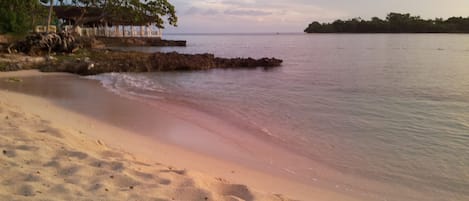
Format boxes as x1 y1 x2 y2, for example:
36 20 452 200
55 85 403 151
304 12 469 33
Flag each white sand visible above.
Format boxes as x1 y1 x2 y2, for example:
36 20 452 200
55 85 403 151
0 70 363 201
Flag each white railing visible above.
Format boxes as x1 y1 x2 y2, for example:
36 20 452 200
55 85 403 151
35 25 57 33
68 26 162 38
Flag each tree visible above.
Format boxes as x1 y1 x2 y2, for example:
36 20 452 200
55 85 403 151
304 12 469 33
0 0 48 34
304 22 323 33
0 0 177 34
57 0 178 29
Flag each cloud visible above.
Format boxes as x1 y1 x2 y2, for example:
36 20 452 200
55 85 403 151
184 6 219 16
167 0 348 33
224 9 272 16
184 7 200 15
221 0 256 6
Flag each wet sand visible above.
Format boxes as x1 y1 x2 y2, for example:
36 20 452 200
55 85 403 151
0 70 368 201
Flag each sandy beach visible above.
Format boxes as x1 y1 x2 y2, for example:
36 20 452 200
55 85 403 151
3 0 468 199
0 70 297 201
0 70 366 201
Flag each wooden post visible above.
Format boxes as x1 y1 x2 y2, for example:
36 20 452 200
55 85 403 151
122 25 125 37
140 26 144 37
148 24 152 37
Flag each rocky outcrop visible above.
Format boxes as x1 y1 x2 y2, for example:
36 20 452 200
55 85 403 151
4 33 281 75
39 50 282 75
151 52 283 70
8 32 79 55
79 37 106 49
96 37 186 47
215 57 283 68
0 54 46 72
151 52 216 71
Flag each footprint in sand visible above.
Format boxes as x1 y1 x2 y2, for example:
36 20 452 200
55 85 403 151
100 150 124 159
160 168 187 175
16 184 35 197
59 149 88 160
172 186 213 201
158 177 171 185
49 184 70 194
37 127 63 138
21 173 41 182
131 169 173 186
43 160 61 168
131 170 155 180
2 149 16 158
88 159 125 172
14 145 39 151
58 165 81 177
215 183 254 201
113 174 141 189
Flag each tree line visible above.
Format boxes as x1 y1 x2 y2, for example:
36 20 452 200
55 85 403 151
0 0 178 35
304 13 469 33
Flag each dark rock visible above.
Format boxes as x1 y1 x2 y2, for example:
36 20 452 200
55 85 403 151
8 32 79 56
96 37 186 47
151 52 216 71
78 37 105 49
0 63 23 72
215 57 283 69
39 50 282 75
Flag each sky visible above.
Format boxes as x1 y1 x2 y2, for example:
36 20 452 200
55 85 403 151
163 0 469 33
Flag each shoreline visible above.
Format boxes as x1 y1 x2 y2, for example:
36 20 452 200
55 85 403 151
0 90 296 201
0 70 365 201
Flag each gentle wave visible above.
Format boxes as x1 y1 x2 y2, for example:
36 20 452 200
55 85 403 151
86 73 166 100
85 34 469 201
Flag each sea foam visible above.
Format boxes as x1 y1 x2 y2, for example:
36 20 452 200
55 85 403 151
86 73 166 100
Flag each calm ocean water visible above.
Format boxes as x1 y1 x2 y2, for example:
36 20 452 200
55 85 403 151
91 34 469 200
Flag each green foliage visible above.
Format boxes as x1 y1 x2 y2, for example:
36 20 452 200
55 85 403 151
305 13 469 33
0 0 48 34
0 0 178 34
59 0 178 28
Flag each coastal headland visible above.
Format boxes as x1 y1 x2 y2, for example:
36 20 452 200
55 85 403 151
1 33 282 75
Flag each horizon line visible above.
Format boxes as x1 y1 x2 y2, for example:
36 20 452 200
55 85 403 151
164 32 305 35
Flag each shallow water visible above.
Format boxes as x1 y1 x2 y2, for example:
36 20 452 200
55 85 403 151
93 34 469 200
